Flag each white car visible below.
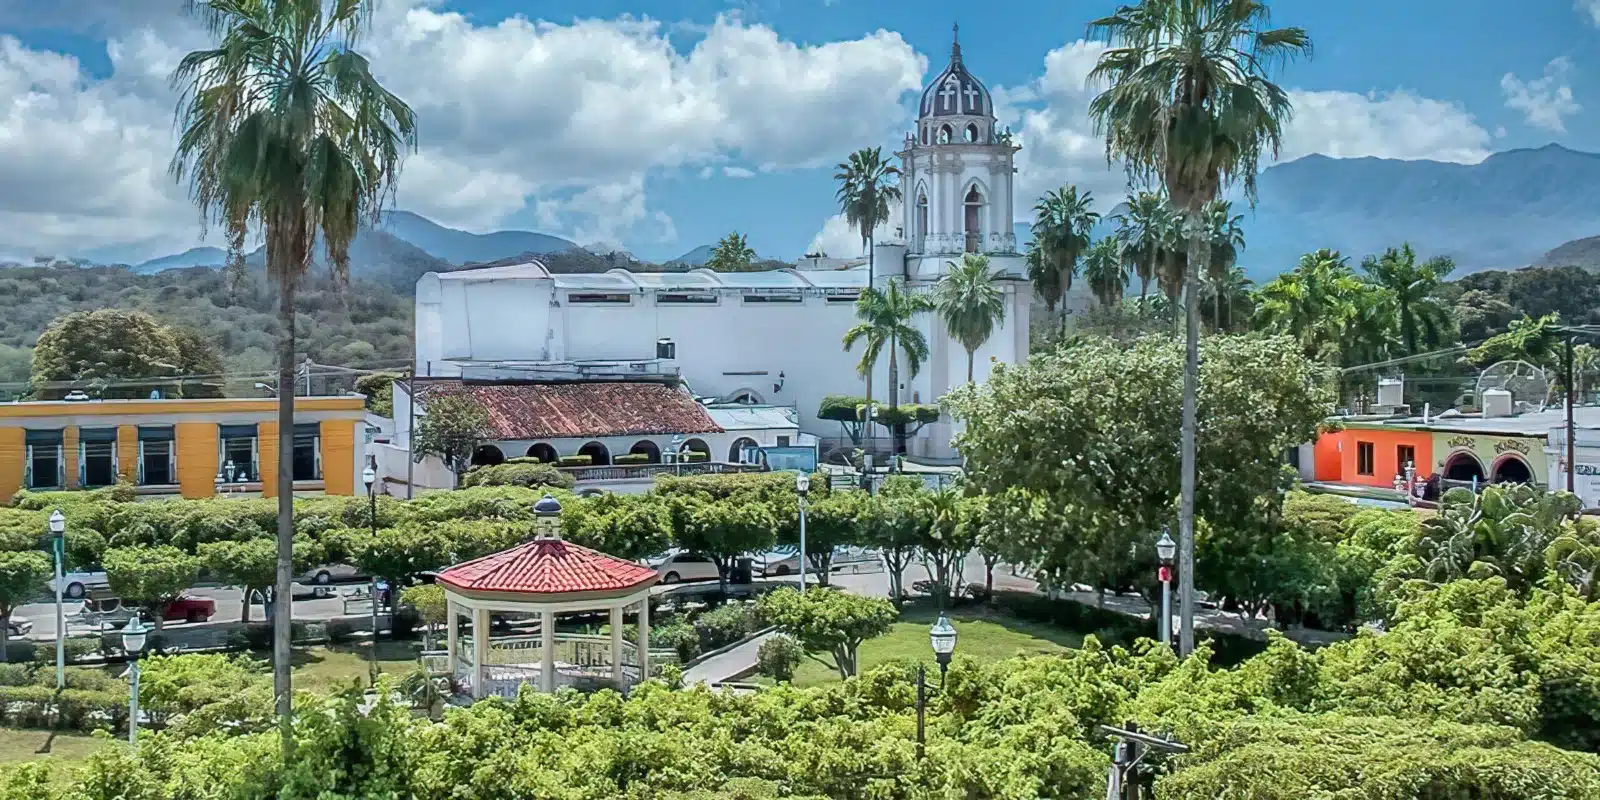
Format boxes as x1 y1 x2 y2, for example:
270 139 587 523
50 571 109 600
645 550 722 584
297 564 363 586
758 546 882 577
6 617 32 637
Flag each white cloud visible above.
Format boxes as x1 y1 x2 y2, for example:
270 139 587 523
805 198 900 259
1579 0 1600 26
1500 57 1580 134
0 3 924 259
722 166 756 178
1281 89 1492 163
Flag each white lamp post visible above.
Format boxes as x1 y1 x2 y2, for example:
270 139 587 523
1155 531 1177 648
669 434 685 476
929 614 958 680
794 473 811 592
363 462 378 685
48 509 65 692
121 618 148 744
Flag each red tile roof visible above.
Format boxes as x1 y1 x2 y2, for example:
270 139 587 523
436 537 660 596
418 380 722 439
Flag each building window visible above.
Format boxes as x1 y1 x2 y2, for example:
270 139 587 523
218 424 258 483
824 294 861 304
657 293 717 305
292 423 321 482
742 294 802 304
80 428 118 488
1356 441 1376 476
138 426 176 486
24 430 63 490
777 435 790 447
567 293 632 304
1396 445 1416 475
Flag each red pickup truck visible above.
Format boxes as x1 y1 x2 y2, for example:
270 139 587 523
163 595 217 624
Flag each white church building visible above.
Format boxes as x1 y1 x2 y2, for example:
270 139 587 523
409 30 1059 463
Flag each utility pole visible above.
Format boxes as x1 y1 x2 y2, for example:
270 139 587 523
406 360 417 500
1567 333 1577 494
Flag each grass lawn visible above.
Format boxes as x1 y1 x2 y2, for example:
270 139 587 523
786 602 1083 687
284 640 423 691
0 728 109 785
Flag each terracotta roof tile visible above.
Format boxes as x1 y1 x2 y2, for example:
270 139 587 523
436 537 659 595
418 380 722 439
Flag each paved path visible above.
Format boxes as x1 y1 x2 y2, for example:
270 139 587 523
682 630 777 685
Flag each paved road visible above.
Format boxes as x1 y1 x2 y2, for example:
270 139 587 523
13 583 366 640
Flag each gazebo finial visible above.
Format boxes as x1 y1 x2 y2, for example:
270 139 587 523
533 493 563 539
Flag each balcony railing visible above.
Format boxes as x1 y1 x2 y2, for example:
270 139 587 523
438 633 680 696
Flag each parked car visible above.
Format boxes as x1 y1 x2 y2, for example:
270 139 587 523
757 546 882 577
49 571 109 600
69 595 216 627
644 550 722 584
296 563 363 586
164 595 217 624
6 617 32 637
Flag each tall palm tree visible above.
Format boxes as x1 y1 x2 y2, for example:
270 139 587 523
933 253 1008 383
835 147 901 284
1114 191 1170 310
1360 244 1455 355
1081 235 1127 309
1202 199 1246 327
1254 249 1365 360
1088 0 1311 655
171 0 416 748
1032 185 1099 328
842 279 933 454
1201 264 1254 332
1024 240 1064 315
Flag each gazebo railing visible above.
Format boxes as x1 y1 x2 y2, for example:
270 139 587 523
448 634 678 672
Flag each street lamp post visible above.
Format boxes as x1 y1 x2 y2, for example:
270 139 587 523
363 462 378 686
670 434 685 476
1155 531 1177 649
917 615 959 760
794 473 810 592
48 509 65 692
121 618 148 745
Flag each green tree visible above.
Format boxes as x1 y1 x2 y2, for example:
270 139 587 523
0 550 50 662
668 496 778 592
1201 199 1247 330
413 392 492 486
1089 0 1312 654
199 537 317 623
1080 235 1127 309
756 587 897 679
166 325 226 398
861 475 933 602
333 524 454 615
705 231 758 273
1469 313 1561 368
792 487 866 585
915 488 980 605
1201 264 1255 333
1361 244 1456 355
103 545 201 630
933 253 1008 383
841 279 933 453
834 146 900 283
1025 240 1064 317
1031 184 1099 329
400 584 446 649
355 372 400 417
561 491 673 561
1114 191 1173 309
29 310 183 400
1254 249 1382 364
171 0 417 743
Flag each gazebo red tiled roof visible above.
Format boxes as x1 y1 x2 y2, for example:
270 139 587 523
436 537 660 596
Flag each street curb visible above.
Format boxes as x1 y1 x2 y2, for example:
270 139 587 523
680 626 776 669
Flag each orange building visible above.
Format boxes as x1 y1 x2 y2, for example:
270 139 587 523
1313 423 1434 489
0 396 368 500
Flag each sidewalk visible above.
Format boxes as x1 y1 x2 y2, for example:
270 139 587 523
681 630 777 685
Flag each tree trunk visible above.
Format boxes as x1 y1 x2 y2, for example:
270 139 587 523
866 233 875 285
1213 288 1221 333
862 365 874 459
273 268 297 754
1178 216 1203 658
888 337 902 456
152 610 165 632
966 348 975 384
240 589 251 624
0 613 10 662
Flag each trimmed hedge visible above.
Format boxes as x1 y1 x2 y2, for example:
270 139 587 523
460 461 576 490
557 455 594 467
613 453 651 465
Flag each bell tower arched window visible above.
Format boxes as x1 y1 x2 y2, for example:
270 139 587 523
915 192 929 252
964 186 984 253
964 123 978 143
938 125 952 144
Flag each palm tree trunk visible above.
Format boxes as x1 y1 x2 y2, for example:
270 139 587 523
867 233 875 285
862 366 873 451
1178 216 1204 658
967 348 975 384
1213 288 1221 333
273 268 296 755
888 336 902 456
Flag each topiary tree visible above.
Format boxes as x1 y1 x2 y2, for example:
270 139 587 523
756 635 803 683
103 545 200 630
199 537 318 623
756 587 897 679
460 460 575 491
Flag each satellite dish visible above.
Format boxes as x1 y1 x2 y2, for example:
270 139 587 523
1475 360 1551 412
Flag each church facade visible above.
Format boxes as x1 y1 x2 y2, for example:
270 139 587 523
412 29 1049 461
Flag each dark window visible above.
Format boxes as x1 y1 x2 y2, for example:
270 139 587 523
1356 441 1376 476
824 294 861 304
1397 445 1417 475
777 436 790 447
139 426 175 486
219 424 257 483
657 293 717 305
80 428 118 488
567 293 632 304
292 423 320 481
742 294 802 304
26 429 62 490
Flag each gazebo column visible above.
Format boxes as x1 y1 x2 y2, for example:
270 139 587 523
610 604 625 688
445 599 459 676
637 597 650 678
540 608 556 692
472 606 489 699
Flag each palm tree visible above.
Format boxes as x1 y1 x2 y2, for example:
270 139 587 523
1255 249 1370 361
1360 244 1455 355
1201 264 1254 332
1114 191 1170 310
171 0 416 748
933 253 1008 383
1088 0 1311 655
835 147 901 284
1032 185 1099 328
842 279 933 454
1202 200 1246 327
1081 236 1127 309
1025 240 1064 315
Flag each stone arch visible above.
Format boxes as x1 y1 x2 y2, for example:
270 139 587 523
576 441 611 466
628 440 662 464
525 443 558 463
1442 451 1486 483
938 124 952 144
683 438 712 461
1491 454 1533 484
962 181 989 254
728 437 761 463
920 126 929 145
725 388 764 405
964 122 979 143
471 444 505 467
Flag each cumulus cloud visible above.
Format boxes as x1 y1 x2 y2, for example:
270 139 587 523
805 200 898 258
1500 57 1580 133
1580 0 1600 26
1280 89 1492 163
0 2 924 259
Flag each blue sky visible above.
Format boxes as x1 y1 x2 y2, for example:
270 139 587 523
0 0 1593 264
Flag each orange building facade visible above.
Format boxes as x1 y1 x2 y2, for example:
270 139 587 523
1313 424 1435 489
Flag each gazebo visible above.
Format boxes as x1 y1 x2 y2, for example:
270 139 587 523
435 494 661 698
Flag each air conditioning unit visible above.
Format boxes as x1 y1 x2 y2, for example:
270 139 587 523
1482 388 1514 418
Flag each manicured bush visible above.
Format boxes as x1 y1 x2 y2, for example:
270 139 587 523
756 635 802 683
3 639 36 662
756 588 897 679
0 662 31 685
613 453 650 465
460 460 576 490
681 451 708 463
651 620 701 662
817 394 869 423
63 636 100 663
693 602 761 651
557 455 593 467
873 404 940 427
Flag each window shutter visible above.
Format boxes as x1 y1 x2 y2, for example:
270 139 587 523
251 438 259 482
314 437 322 480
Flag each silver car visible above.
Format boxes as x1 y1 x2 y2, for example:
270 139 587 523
6 617 32 637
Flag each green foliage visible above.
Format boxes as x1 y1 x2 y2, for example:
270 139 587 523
817 394 870 423
705 231 759 272
757 587 897 678
0 549 49 661
28 309 222 400
460 460 575 491
355 372 400 417
872 404 939 428
561 491 672 561
137 652 271 734
414 392 492 480
757 634 803 682
693 602 761 651
933 252 1008 382
651 619 702 661
612 453 649 465
102 545 199 626
400 584 446 629
557 455 592 467
1470 312 1563 367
